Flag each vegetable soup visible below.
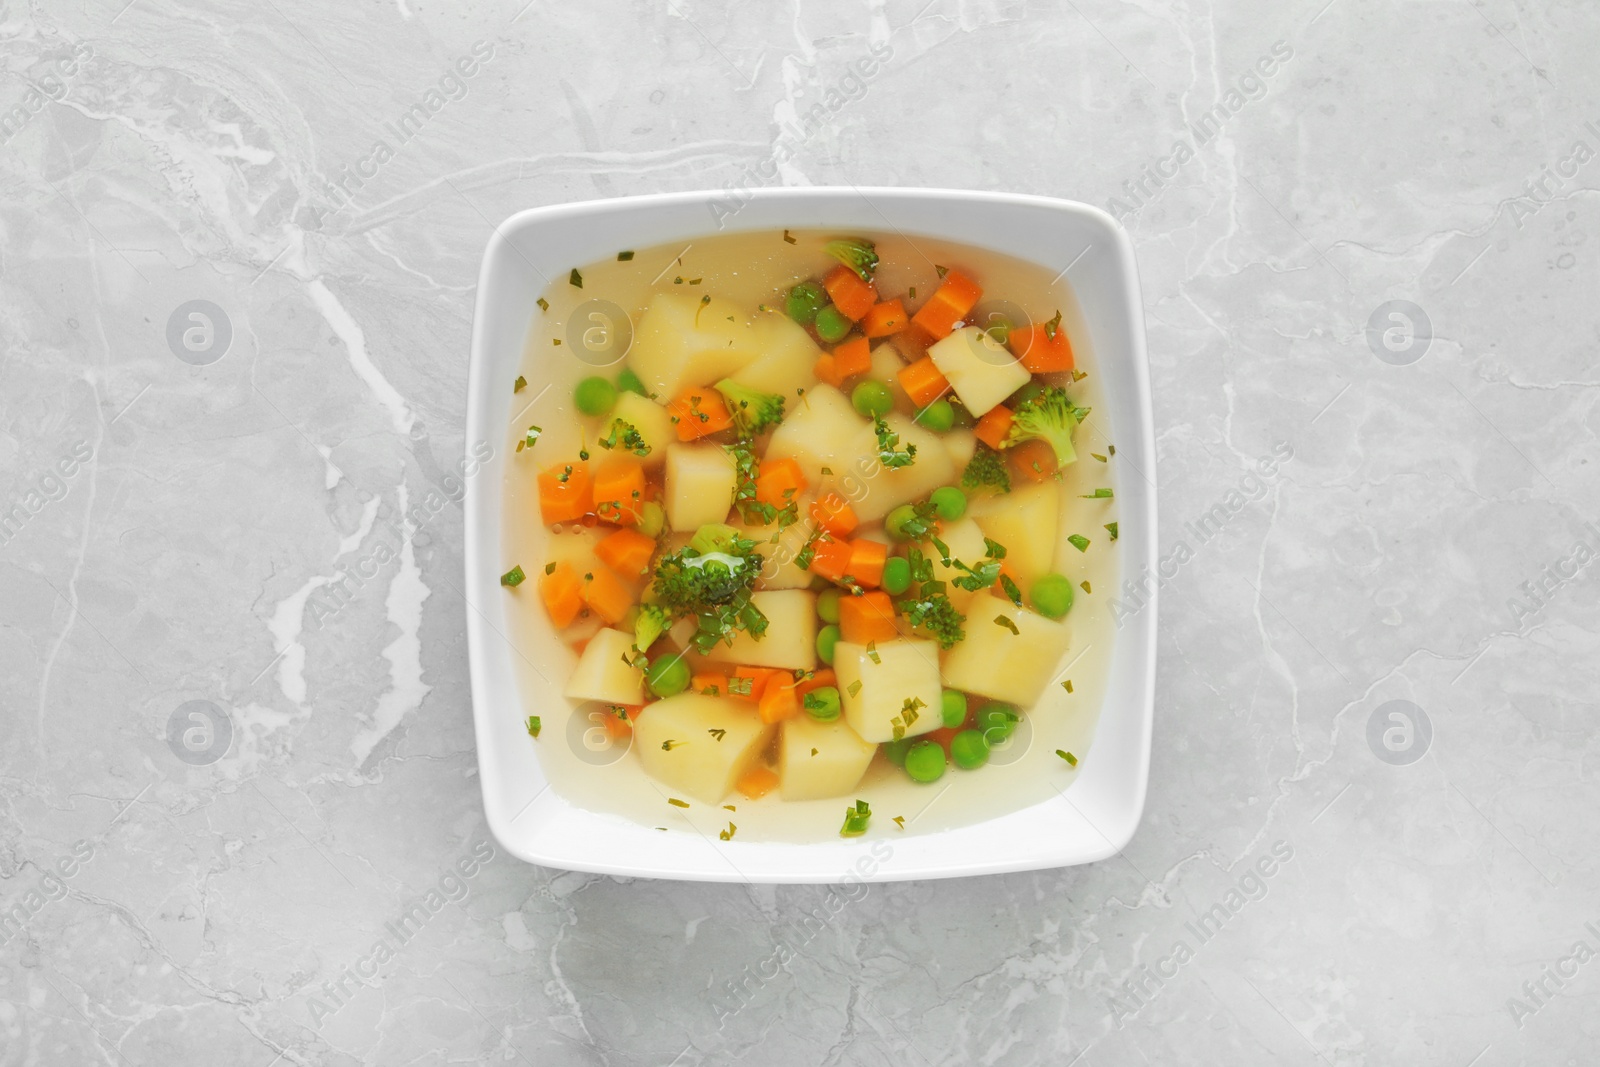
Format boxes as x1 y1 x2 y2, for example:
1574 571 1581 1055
501 230 1121 842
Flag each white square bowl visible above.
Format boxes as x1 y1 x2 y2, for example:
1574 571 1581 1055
465 187 1156 883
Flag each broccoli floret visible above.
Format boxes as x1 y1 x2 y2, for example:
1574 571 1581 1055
961 442 1011 493
1005 387 1089 469
633 603 671 655
651 536 768 653
824 237 879 281
714 379 786 437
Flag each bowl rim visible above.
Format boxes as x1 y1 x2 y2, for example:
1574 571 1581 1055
464 185 1157 883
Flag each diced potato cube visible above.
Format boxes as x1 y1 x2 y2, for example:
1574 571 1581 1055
629 294 757 399
779 715 876 801
728 315 822 399
606 391 674 469
928 517 991 608
969 480 1060 587
841 413 957 522
765 384 867 486
633 693 774 803
563 627 645 705
940 601 1071 706
664 443 736 532
943 428 977 469
868 342 912 413
718 590 817 670
732 495 817 590
927 326 1031 417
834 639 943 743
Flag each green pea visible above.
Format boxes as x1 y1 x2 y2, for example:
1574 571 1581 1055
814 305 851 344
950 729 990 769
913 398 955 432
816 587 842 624
645 653 690 698
940 689 968 729
635 501 665 538
1030 573 1075 619
881 556 912 595
904 740 946 783
617 368 647 396
884 504 918 541
976 703 1021 745
852 380 894 419
816 624 840 665
574 375 617 417
804 686 841 722
929 486 967 521
1010 381 1046 408
786 282 827 326
883 738 911 767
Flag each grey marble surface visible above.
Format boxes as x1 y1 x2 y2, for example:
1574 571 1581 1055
2 0 1597 1063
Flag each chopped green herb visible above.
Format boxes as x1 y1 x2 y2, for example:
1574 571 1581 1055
1062 679 1075 693
848 680 863 697
1071 369 1088 382
544 562 556 575
1108 444 1116 456
783 229 797 244
839 798 871 837
667 797 689 808
718 822 737 841
724 804 736 811
934 264 949 279
525 716 541 738
674 276 684 284
892 815 905 829
1081 488 1113 499
728 676 754 697
908 286 916 300
866 641 881 664
1000 574 1023 606
1056 749 1078 766
690 277 702 285
514 375 527 392
1105 522 1118 541
525 425 542 449
536 297 549 312
874 417 917 469
661 739 684 751
1091 453 1107 462
995 614 1021 635
569 268 583 288
1043 309 1063 341
617 250 635 261
1080 580 1091 594
1068 534 1090 552
500 565 525 587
